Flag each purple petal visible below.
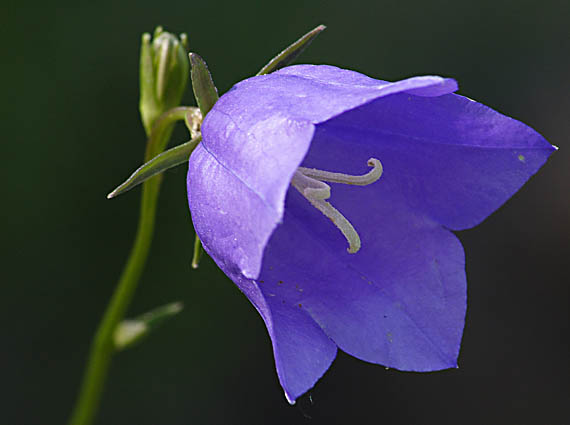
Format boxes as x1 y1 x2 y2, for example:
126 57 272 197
189 146 337 401
194 65 458 278
224 269 337 403
218 184 466 401
302 92 555 229
187 144 283 277
276 64 458 97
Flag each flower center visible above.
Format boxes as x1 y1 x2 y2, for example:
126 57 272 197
291 158 383 254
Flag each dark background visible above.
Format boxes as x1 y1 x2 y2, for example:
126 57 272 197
4 0 568 424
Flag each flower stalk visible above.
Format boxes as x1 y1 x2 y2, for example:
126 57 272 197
68 171 161 425
68 28 190 425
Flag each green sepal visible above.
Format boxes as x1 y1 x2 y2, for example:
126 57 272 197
153 26 164 39
190 53 219 117
191 234 204 269
113 302 184 351
139 33 158 135
256 24 326 76
108 134 202 199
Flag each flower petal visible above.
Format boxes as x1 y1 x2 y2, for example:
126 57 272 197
188 144 285 278
221 185 466 400
224 269 337 404
187 151 340 402
188 144 338 398
276 64 458 97
195 65 458 277
302 91 555 230
265 186 465 367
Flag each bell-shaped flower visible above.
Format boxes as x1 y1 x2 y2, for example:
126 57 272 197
186 65 555 402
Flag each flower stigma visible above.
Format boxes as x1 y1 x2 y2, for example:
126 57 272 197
291 158 383 254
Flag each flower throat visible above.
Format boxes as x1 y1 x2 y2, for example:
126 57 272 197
291 158 383 254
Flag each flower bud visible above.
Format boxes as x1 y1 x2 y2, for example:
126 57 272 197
139 27 189 134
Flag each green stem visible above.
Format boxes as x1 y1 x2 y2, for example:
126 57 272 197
68 107 191 425
145 107 196 160
68 177 161 425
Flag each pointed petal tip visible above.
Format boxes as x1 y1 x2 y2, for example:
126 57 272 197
284 390 296 405
445 356 460 371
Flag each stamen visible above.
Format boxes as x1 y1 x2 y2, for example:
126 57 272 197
291 158 383 254
298 158 383 186
291 171 361 254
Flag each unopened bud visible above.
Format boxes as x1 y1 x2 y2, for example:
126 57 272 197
139 27 189 134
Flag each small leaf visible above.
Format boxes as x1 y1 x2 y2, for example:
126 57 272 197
190 53 219 117
256 24 326 76
139 301 184 327
108 135 201 199
113 320 148 350
114 302 184 351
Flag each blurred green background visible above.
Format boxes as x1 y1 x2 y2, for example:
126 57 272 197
4 0 569 424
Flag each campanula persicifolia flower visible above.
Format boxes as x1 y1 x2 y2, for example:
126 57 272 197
186 65 555 402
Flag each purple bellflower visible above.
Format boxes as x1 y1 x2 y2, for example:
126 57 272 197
186 65 555 402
